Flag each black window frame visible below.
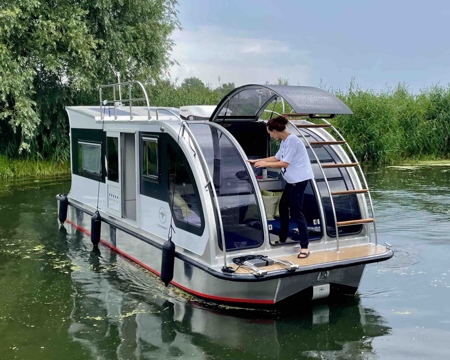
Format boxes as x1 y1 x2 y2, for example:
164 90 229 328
142 136 159 183
139 132 205 236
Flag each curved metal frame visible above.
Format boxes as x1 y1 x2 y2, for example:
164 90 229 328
289 123 342 250
178 122 228 267
319 118 378 245
210 84 353 123
99 81 151 120
186 121 270 263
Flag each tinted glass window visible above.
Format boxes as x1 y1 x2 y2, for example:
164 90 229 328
78 142 102 177
168 142 202 228
188 123 264 251
216 88 276 118
107 137 119 182
142 137 158 181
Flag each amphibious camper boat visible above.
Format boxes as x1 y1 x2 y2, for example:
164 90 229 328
56 81 393 307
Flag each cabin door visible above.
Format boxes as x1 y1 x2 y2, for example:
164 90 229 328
122 132 137 221
106 132 137 221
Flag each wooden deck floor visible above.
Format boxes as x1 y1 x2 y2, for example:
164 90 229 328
230 244 389 274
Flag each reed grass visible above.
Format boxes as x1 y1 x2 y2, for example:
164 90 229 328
0 155 70 179
2 81 450 175
334 83 450 164
150 81 450 165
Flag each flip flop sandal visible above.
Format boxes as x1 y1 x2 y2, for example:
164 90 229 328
297 250 310 259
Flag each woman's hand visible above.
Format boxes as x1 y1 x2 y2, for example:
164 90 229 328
247 159 268 168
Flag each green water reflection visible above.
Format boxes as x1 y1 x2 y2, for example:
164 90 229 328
0 165 449 359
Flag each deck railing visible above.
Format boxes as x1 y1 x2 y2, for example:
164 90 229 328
98 81 151 120
287 115 378 250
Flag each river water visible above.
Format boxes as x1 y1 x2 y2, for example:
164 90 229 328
0 165 449 360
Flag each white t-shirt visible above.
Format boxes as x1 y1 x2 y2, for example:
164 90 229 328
275 134 314 184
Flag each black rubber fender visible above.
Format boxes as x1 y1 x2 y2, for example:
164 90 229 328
161 238 175 286
91 211 101 246
56 194 68 225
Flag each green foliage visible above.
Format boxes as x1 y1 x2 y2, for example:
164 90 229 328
335 83 450 164
181 77 206 89
2 0 450 170
0 0 179 160
277 78 289 85
149 79 219 107
0 155 70 179
219 82 236 92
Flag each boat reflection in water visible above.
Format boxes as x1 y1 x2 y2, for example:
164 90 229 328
66 229 391 360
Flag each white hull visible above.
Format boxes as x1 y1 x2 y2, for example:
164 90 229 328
63 203 384 306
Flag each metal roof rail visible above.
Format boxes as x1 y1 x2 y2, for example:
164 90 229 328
98 81 151 121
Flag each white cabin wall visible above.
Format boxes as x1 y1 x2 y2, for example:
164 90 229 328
138 196 210 256
70 174 107 210
66 108 104 130
66 109 217 259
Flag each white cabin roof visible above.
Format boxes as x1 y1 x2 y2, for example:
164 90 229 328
179 105 217 120
65 105 181 121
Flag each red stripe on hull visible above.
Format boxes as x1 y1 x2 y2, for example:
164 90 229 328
65 219 275 305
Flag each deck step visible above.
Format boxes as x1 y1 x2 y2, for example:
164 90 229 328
337 218 374 226
310 140 346 146
321 162 359 168
331 189 369 195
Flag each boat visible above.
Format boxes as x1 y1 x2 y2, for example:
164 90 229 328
66 239 390 358
56 80 393 307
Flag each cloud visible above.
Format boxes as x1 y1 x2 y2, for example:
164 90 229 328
169 26 312 88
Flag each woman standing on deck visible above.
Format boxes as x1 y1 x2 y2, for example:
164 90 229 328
248 115 314 258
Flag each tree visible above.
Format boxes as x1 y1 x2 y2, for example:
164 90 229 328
219 82 235 92
277 78 289 85
0 0 179 159
181 77 206 89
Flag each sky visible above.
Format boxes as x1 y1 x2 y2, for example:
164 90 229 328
169 0 450 93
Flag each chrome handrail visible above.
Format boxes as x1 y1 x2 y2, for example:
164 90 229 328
99 81 151 120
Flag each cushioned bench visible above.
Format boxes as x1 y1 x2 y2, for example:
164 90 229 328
267 219 322 241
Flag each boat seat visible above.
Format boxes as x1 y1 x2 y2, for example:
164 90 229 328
245 218 322 241
224 229 262 250
267 219 322 241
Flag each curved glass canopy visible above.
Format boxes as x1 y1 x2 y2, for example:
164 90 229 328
210 84 353 122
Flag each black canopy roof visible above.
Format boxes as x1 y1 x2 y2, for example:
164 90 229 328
210 84 353 122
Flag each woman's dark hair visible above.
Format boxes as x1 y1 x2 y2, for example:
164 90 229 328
266 115 288 131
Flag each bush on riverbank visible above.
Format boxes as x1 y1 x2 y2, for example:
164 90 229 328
2 81 450 178
335 83 450 164
0 155 70 179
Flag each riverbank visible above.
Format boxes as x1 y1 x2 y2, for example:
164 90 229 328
1 155 449 180
0 155 70 179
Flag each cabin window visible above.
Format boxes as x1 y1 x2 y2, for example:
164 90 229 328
188 122 265 251
107 137 119 182
142 137 159 181
78 142 102 177
167 142 203 230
